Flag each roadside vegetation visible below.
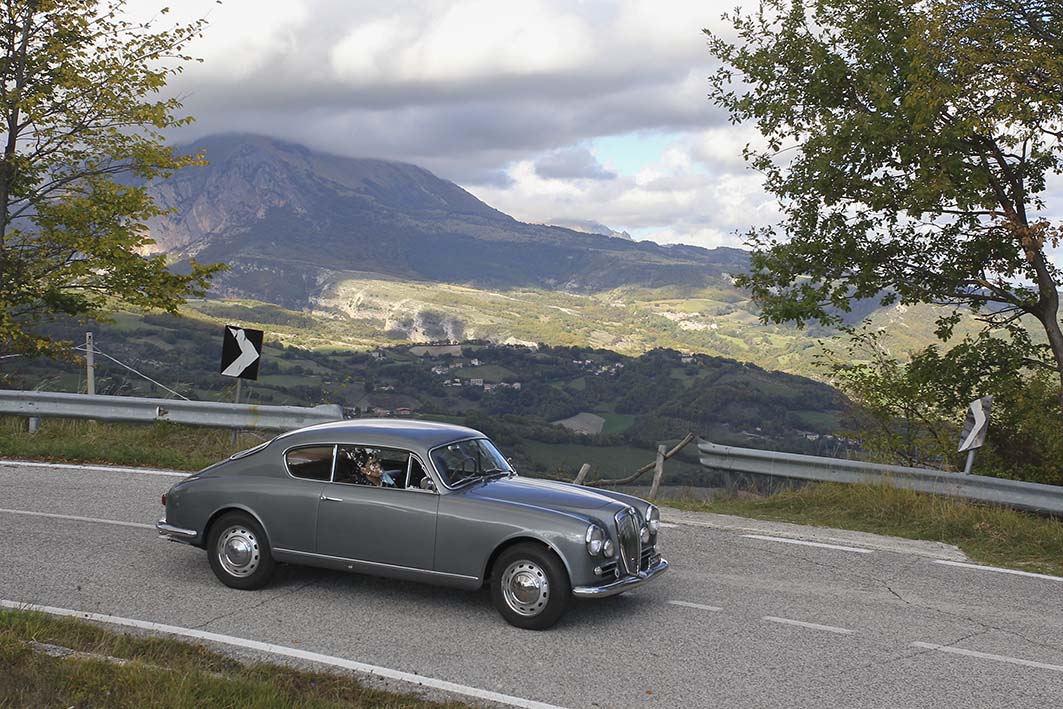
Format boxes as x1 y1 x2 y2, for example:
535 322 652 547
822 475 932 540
0 608 467 708
0 417 259 471
672 482 1063 577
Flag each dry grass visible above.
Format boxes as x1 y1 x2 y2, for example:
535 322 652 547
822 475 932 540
0 609 469 708
0 416 264 471
669 482 1063 576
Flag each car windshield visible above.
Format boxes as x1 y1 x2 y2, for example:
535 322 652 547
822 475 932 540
431 438 513 486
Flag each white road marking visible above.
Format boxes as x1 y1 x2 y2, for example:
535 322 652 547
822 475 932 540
911 642 1063 673
659 522 679 529
0 508 153 530
0 599 566 709
668 600 724 612
762 616 855 635
932 560 1063 582
741 534 873 554
0 459 188 477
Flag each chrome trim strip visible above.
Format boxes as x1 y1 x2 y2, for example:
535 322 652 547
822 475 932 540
572 558 669 598
155 519 197 540
273 547 479 581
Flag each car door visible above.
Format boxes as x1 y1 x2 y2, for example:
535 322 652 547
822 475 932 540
315 444 438 570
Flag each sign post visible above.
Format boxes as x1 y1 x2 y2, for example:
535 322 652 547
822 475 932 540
957 395 993 474
220 325 263 445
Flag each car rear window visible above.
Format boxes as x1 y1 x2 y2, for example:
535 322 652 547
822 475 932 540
286 446 334 481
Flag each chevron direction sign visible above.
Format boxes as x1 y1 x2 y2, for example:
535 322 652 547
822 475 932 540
958 395 993 453
219 325 264 381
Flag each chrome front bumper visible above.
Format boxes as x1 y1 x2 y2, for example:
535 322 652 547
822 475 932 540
156 519 198 543
571 557 669 598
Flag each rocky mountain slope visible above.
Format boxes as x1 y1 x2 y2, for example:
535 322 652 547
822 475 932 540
149 134 750 309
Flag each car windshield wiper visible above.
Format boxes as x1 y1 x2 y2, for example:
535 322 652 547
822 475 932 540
450 472 485 486
451 468 508 486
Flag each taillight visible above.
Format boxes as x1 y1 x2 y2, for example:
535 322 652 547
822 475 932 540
161 494 167 506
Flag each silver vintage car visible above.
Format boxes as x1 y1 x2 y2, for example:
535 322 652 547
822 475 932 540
156 419 668 629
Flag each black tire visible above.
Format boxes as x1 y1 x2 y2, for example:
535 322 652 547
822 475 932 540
490 542 570 630
206 512 275 590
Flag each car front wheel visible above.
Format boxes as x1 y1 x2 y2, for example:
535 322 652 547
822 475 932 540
207 512 275 590
490 542 570 630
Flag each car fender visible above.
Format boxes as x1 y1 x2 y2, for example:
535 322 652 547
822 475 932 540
484 529 578 583
203 502 273 547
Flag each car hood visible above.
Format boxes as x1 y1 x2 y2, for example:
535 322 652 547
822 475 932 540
462 476 625 516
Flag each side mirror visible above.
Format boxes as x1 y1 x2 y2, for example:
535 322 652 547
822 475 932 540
420 477 436 492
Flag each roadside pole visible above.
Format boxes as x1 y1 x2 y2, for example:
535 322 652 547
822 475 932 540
963 449 977 475
85 332 95 395
231 379 242 446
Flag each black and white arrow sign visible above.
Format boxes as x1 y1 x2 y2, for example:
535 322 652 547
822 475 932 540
219 325 263 381
958 395 993 453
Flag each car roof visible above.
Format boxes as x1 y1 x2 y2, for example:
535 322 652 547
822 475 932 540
273 418 485 452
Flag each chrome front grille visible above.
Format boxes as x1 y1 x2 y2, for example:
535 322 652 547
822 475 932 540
615 508 641 575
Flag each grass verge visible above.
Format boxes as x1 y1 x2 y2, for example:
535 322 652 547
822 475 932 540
0 417 264 471
668 482 1063 577
0 608 467 708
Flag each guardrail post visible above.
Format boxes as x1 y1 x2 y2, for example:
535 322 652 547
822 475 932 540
27 416 40 434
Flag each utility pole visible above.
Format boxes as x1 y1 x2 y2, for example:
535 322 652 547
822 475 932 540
85 332 95 395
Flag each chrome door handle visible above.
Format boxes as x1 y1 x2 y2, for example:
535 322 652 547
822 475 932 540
320 495 342 502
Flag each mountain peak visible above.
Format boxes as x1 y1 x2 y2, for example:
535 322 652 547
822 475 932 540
147 133 746 308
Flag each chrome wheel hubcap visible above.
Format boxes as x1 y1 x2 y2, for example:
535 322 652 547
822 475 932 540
217 526 260 577
501 560 549 617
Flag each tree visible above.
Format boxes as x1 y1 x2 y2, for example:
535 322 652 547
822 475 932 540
706 0 1063 413
823 327 1063 483
0 0 222 357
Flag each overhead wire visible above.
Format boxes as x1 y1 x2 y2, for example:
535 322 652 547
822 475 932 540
73 344 191 401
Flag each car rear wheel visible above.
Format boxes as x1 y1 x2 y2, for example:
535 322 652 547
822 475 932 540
207 512 275 590
490 542 570 630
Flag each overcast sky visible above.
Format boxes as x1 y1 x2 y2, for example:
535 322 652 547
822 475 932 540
132 0 1062 260
126 0 781 250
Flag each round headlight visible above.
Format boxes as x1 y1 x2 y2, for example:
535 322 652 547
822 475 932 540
585 525 605 556
646 504 661 534
640 526 650 544
603 538 615 557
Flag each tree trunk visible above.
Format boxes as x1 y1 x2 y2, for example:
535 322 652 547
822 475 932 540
1029 252 1063 417
0 4 36 297
1040 310 1063 417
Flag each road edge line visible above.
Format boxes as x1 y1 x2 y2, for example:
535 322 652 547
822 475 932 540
0 459 188 477
0 599 566 709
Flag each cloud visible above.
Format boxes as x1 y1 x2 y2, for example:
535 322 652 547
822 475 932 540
470 132 782 250
124 0 781 249
534 147 616 181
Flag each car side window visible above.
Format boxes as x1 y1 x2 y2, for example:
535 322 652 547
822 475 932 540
334 445 410 489
286 446 334 481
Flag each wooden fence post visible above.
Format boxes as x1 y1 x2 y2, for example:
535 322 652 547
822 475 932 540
573 463 592 485
649 444 666 499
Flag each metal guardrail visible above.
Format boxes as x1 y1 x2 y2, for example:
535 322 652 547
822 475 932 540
699 439 1063 515
0 390 343 432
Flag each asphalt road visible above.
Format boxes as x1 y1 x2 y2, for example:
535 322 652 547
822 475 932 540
2 460 1063 708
